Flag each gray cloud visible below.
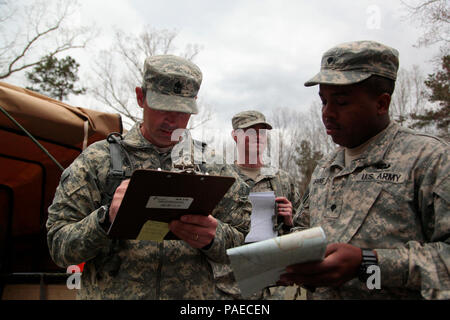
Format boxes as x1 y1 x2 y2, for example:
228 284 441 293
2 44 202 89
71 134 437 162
12 0 438 133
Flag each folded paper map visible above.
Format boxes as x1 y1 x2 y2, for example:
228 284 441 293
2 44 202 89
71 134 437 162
226 227 327 297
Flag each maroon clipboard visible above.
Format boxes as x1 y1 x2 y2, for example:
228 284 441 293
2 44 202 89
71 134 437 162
107 169 236 240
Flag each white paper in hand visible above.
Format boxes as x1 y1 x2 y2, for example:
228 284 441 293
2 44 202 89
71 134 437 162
245 191 277 243
227 227 327 298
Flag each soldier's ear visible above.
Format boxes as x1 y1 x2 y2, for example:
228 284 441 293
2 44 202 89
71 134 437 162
136 87 145 109
376 93 391 116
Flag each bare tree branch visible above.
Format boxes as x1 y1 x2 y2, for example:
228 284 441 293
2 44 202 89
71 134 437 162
268 103 335 193
89 54 142 125
0 0 16 25
0 0 94 79
391 65 428 126
401 0 449 48
90 26 202 128
2 23 61 79
187 100 213 130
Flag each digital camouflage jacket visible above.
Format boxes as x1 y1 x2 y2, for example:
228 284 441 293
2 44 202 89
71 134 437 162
232 165 301 234
46 123 251 299
220 165 302 299
293 122 450 299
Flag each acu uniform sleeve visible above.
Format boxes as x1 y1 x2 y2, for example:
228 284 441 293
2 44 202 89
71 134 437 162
201 187 251 263
289 175 302 212
201 166 251 263
291 186 311 232
46 151 112 268
376 147 450 299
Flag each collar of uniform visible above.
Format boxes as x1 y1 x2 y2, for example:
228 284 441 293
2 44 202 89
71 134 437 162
234 163 254 182
323 147 345 170
234 162 277 180
253 174 268 184
260 166 278 177
355 121 400 167
121 122 173 153
321 121 400 170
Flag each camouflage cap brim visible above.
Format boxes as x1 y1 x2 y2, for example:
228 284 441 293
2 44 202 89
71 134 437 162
146 90 199 114
234 120 272 130
304 69 373 87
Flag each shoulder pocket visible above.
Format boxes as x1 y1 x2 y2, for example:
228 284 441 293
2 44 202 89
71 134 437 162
60 166 88 196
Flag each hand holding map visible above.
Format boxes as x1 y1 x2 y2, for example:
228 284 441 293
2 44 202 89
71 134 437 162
226 227 327 297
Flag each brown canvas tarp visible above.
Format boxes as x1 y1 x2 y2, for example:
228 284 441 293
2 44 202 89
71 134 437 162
0 81 122 275
0 81 122 147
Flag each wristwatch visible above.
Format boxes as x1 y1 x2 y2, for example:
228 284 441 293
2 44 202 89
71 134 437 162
358 248 378 283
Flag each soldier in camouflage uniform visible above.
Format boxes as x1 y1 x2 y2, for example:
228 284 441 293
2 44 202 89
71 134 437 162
224 110 302 299
231 110 301 233
281 41 450 299
46 55 251 299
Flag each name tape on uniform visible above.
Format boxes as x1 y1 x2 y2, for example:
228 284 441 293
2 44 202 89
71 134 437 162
356 172 405 183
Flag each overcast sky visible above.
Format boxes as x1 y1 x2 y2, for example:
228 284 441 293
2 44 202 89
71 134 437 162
6 0 442 135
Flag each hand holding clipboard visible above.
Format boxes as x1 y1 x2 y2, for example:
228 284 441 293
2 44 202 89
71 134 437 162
107 169 235 241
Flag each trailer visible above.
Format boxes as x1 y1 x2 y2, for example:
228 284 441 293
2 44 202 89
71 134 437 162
0 81 122 299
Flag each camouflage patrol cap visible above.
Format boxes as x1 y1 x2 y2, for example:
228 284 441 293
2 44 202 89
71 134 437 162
143 55 202 114
304 40 399 86
232 110 272 130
